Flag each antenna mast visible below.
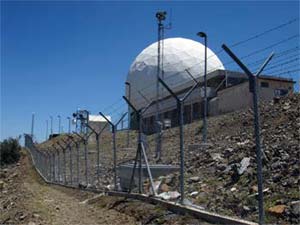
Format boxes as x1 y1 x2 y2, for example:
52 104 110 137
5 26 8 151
155 11 167 159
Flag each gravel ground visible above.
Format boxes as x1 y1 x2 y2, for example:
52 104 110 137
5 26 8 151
0 150 210 225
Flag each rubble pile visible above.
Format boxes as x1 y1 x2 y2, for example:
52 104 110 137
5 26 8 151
160 94 299 223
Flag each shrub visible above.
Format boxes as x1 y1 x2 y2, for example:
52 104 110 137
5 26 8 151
0 138 21 165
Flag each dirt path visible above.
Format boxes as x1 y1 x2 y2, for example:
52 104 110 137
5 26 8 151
1 151 138 225
1 151 210 225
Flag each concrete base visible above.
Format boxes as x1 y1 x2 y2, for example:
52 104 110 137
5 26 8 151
117 164 180 191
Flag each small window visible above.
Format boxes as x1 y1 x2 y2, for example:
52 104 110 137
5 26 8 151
274 89 288 97
261 82 269 88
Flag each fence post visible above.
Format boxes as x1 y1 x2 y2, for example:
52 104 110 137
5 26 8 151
52 152 55 182
99 112 127 190
73 132 93 186
69 135 81 185
122 96 157 195
76 141 80 184
158 77 199 204
52 145 61 183
69 144 73 185
62 138 73 185
222 44 274 225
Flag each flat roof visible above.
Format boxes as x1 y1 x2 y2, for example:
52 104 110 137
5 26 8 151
89 115 111 122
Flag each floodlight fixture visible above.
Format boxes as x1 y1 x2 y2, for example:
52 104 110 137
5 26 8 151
156 11 167 22
197 32 207 38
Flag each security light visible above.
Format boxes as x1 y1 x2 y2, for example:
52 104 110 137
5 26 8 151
156 11 166 21
197 32 207 38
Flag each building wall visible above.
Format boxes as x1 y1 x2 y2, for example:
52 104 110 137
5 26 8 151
141 76 294 134
258 78 294 99
214 82 252 115
210 78 294 116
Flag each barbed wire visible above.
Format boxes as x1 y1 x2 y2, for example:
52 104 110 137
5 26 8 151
266 64 299 75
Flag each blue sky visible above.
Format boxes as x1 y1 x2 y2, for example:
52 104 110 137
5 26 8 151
1 1 299 142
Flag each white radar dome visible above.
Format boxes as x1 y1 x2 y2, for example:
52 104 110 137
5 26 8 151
126 37 225 108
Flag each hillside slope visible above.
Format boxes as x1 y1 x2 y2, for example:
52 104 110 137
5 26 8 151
36 94 300 224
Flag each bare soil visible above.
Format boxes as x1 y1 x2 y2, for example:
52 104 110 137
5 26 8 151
0 150 209 225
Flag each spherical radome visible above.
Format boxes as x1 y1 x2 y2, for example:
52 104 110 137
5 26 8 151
126 37 225 108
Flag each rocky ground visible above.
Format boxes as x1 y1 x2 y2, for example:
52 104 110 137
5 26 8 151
154 94 300 224
0 150 211 225
36 94 300 224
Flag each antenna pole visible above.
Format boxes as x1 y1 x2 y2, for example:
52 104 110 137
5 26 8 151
155 11 167 160
31 112 35 138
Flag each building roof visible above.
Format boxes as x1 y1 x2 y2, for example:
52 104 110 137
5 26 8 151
258 75 296 83
89 115 111 122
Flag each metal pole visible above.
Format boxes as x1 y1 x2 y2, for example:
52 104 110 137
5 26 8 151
203 34 207 142
47 152 51 180
31 112 35 138
57 151 61 182
63 149 66 183
76 142 80 184
155 11 166 159
67 117 71 134
140 143 157 195
58 115 61 134
99 112 126 190
179 101 185 203
252 76 264 224
125 82 131 147
122 97 155 195
137 114 142 194
53 151 57 181
84 140 88 185
156 19 162 157
222 44 274 225
158 77 199 204
96 135 100 183
69 145 73 185
112 126 117 190
52 153 55 181
197 32 208 142
50 116 53 136
46 120 48 140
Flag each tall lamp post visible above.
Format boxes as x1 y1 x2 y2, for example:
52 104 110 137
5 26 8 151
46 119 48 140
197 31 208 143
125 81 131 147
67 117 71 134
50 116 53 136
57 115 61 134
31 112 35 138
